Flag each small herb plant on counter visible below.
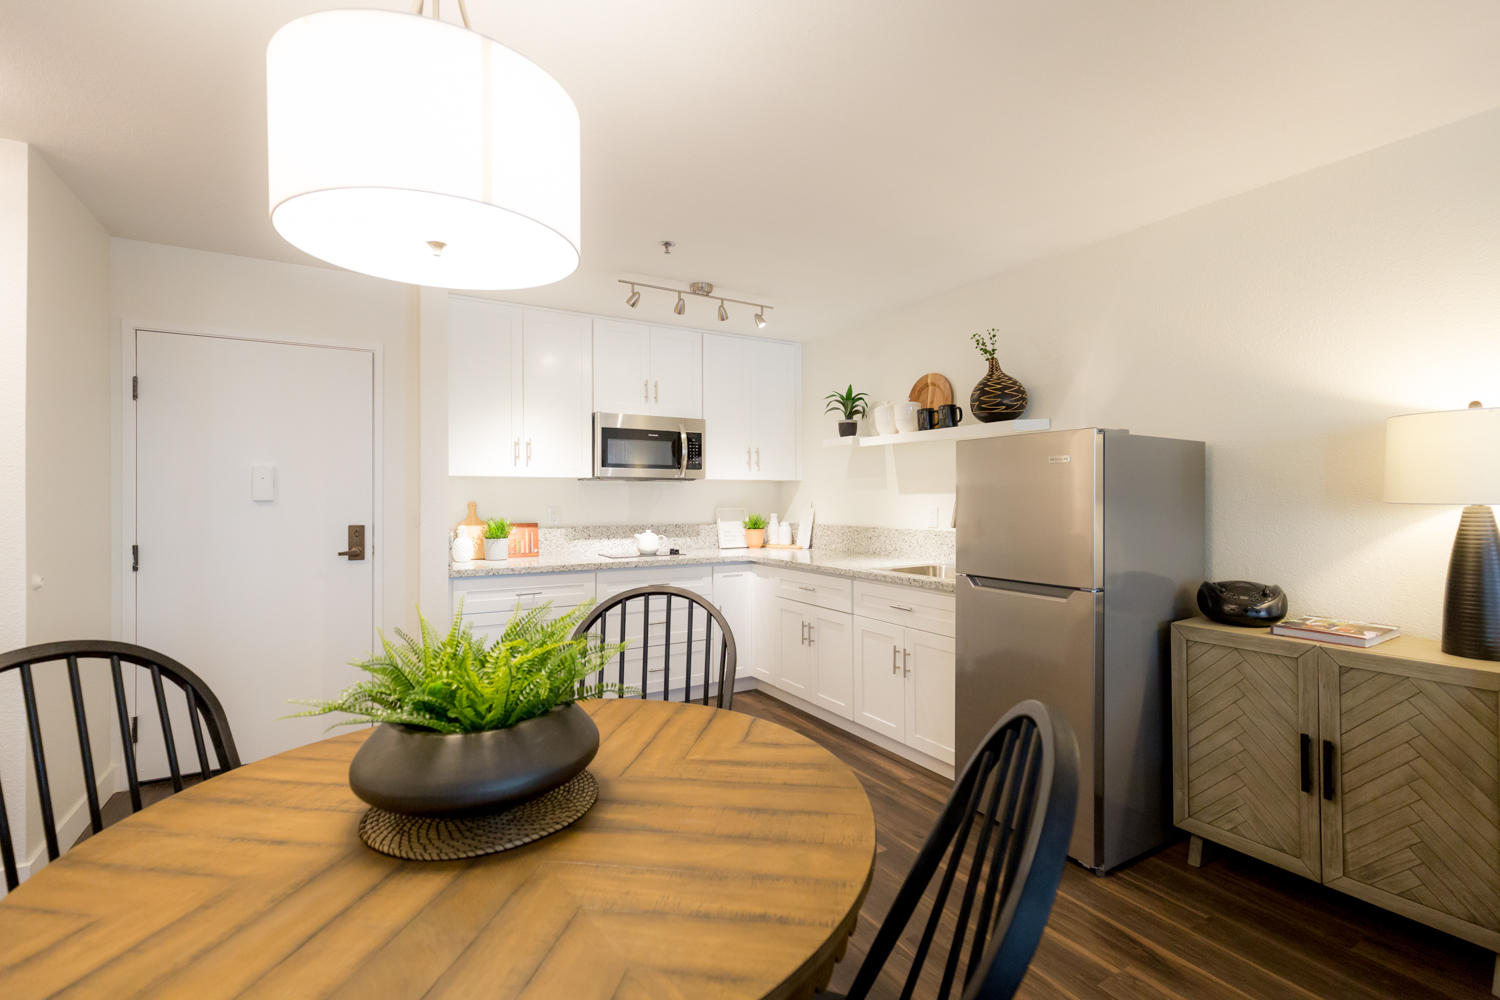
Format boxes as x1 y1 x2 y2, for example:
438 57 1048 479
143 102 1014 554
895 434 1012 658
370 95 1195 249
744 513 768 549
482 517 512 559
289 603 630 734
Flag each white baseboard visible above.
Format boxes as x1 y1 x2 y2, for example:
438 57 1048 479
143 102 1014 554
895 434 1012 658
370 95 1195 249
16 760 120 883
740 679 955 780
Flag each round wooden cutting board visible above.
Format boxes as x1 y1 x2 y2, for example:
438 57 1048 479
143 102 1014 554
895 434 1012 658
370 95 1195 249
909 372 954 408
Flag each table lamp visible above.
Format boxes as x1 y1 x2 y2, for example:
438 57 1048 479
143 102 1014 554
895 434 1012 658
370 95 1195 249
1384 401 1500 660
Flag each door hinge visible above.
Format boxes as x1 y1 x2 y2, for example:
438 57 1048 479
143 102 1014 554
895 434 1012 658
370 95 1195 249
130 715 139 744
131 375 138 400
131 544 139 572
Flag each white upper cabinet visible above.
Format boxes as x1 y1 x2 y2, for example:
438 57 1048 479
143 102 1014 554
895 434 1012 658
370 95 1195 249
449 297 521 476
448 297 591 478
592 318 651 414
702 333 800 480
518 308 592 478
647 326 702 418
592 319 702 418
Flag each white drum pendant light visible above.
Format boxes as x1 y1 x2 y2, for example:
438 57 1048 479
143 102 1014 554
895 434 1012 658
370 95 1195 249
266 7 580 289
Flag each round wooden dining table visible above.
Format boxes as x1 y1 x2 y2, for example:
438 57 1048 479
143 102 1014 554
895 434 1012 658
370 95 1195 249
0 698 876 999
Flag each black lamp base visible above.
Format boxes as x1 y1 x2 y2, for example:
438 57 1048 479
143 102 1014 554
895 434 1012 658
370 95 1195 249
1442 505 1500 661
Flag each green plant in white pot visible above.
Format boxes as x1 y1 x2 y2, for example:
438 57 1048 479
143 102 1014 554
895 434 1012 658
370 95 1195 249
291 603 628 817
483 517 512 560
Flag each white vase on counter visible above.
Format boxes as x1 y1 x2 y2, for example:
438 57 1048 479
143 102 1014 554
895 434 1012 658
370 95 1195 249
483 537 509 560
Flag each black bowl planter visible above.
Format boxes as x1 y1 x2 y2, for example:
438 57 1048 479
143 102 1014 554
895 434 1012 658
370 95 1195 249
348 702 599 817
838 419 858 437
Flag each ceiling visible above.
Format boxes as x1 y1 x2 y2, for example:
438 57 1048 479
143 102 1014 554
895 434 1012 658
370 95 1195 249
5 1 1500 340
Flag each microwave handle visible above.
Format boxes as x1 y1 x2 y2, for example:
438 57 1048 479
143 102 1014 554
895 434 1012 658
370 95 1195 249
677 431 688 478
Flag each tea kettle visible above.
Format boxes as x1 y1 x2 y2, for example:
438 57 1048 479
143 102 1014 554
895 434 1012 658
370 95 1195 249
634 529 661 555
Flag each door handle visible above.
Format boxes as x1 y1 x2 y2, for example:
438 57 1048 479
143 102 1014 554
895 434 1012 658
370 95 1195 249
654 380 659 403
337 525 366 561
1299 733 1312 793
807 623 815 646
754 446 760 470
800 621 807 645
798 585 816 592
903 648 910 676
891 644 899 674
746 446 752 471
526 439 532 465
513 438 520 465
644 378 649 402
678 430 688 478
1322 740 1336 801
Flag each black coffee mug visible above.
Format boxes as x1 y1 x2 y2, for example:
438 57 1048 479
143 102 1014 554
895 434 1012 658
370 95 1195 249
936 404 964 428
917 407 937 430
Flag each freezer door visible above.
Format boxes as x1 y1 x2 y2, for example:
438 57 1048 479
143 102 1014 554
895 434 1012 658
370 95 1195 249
956 427 1103 591
957 574 1101 867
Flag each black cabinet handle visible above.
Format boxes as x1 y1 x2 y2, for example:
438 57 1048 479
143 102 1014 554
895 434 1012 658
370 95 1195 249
1300 734 1312 793
1321 740 1336 801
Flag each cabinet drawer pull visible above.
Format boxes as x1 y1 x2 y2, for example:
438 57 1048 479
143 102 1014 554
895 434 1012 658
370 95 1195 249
889 603 914 612
1321 740 1336 801
1299 733 1312 793
798 585 817 592
515 591 543 599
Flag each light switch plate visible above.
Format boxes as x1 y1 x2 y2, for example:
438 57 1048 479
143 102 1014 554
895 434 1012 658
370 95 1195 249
251 464 276 502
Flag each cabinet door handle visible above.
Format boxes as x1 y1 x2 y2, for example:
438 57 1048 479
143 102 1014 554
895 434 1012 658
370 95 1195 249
644 378 649 402
515 591 542 599
654 380 659 403
746 446 752 470
799 621 807 645
798 585 817 592
513 438 520 465
526 439 532 465
1299 734 1312 793
1321 740 1336 801
807 623 815 646
891 644 900 674
903 648 910 676
755 446 761 470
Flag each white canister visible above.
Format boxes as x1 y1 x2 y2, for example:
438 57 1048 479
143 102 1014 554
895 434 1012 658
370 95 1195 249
894 400 920 433
872 402 896 436
483 537 509 561
778 521 793 545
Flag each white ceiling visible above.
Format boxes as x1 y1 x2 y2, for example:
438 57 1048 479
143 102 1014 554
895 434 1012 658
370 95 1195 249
5 1 1500 340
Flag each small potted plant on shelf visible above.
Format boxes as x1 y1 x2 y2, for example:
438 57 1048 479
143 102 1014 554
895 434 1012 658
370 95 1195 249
290 604 629 820
823 384 870 437
744 513 768 548
483 517 512 561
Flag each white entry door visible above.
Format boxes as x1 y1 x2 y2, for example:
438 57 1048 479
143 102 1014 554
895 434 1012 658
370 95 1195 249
132 330 376 771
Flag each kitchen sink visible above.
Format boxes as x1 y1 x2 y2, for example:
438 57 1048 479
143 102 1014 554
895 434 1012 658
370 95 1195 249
887 564 956 580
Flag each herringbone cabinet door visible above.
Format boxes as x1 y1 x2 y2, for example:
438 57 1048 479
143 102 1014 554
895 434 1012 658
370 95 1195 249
1320 654 1500 948
1173 633 1322 878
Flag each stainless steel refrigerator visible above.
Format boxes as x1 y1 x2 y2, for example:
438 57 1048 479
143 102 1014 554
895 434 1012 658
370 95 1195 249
956 427 1204 872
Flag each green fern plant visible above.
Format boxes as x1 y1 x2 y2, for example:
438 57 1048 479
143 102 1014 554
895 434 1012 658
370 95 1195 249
289 602 630 734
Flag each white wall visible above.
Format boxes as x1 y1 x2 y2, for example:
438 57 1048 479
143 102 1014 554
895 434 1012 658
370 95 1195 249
794 107 1500 640
109 239 422 637
22 148 115 868
0 140 29 877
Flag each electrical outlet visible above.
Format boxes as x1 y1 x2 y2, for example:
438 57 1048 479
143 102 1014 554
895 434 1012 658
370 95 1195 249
926 505 940 528
546 506 561 527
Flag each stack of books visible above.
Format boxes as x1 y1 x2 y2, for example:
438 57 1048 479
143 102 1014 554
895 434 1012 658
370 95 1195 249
1270 616 1401 647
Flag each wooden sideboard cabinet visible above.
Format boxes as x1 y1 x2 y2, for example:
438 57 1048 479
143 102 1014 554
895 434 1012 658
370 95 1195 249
1172 617 1500 994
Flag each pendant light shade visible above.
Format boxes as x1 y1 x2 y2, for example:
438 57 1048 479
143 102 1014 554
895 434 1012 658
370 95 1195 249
266 9 580 290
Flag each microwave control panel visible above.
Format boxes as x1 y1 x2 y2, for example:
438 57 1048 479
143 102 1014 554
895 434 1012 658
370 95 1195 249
685 433 703 471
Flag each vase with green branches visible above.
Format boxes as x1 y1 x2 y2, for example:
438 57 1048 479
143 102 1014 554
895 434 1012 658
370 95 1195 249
483 517 512 560
968 327 1028 422
823 384 869 437
291 603 633 817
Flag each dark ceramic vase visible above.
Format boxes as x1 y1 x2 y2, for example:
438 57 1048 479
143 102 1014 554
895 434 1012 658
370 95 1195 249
348 702 599 816
970 357 1028 422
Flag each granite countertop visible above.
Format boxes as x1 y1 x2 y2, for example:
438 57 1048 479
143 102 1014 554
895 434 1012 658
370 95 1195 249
450 547 957 593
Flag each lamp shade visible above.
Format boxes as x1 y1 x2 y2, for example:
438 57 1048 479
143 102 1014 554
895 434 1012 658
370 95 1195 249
266 10 580 290
1384 405 1500 505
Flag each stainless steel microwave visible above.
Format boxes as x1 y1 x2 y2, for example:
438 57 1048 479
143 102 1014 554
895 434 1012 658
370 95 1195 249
592 412 705 480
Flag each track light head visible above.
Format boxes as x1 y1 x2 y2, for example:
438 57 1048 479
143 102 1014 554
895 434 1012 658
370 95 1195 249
717 300 728 322
754 309 767 329
673 294 686 316
626 284 640 308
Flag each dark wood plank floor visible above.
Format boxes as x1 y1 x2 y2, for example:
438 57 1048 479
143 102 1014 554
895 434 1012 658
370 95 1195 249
731 690 1496 1000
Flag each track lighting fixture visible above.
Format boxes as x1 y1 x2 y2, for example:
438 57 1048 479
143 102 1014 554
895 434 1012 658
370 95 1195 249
615 279 772 327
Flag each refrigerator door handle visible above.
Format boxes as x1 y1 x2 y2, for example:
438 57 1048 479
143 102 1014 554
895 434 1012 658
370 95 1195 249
963 574 1089 600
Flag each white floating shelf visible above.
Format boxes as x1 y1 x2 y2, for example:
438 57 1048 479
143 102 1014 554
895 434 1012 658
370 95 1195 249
823 418 1050 449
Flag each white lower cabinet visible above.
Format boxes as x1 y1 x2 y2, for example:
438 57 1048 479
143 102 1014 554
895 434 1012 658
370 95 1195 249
775 598 854 720
853 616 956 765
711 566 756 683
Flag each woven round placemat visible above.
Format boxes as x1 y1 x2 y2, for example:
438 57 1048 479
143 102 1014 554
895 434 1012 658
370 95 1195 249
357 770 598 861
